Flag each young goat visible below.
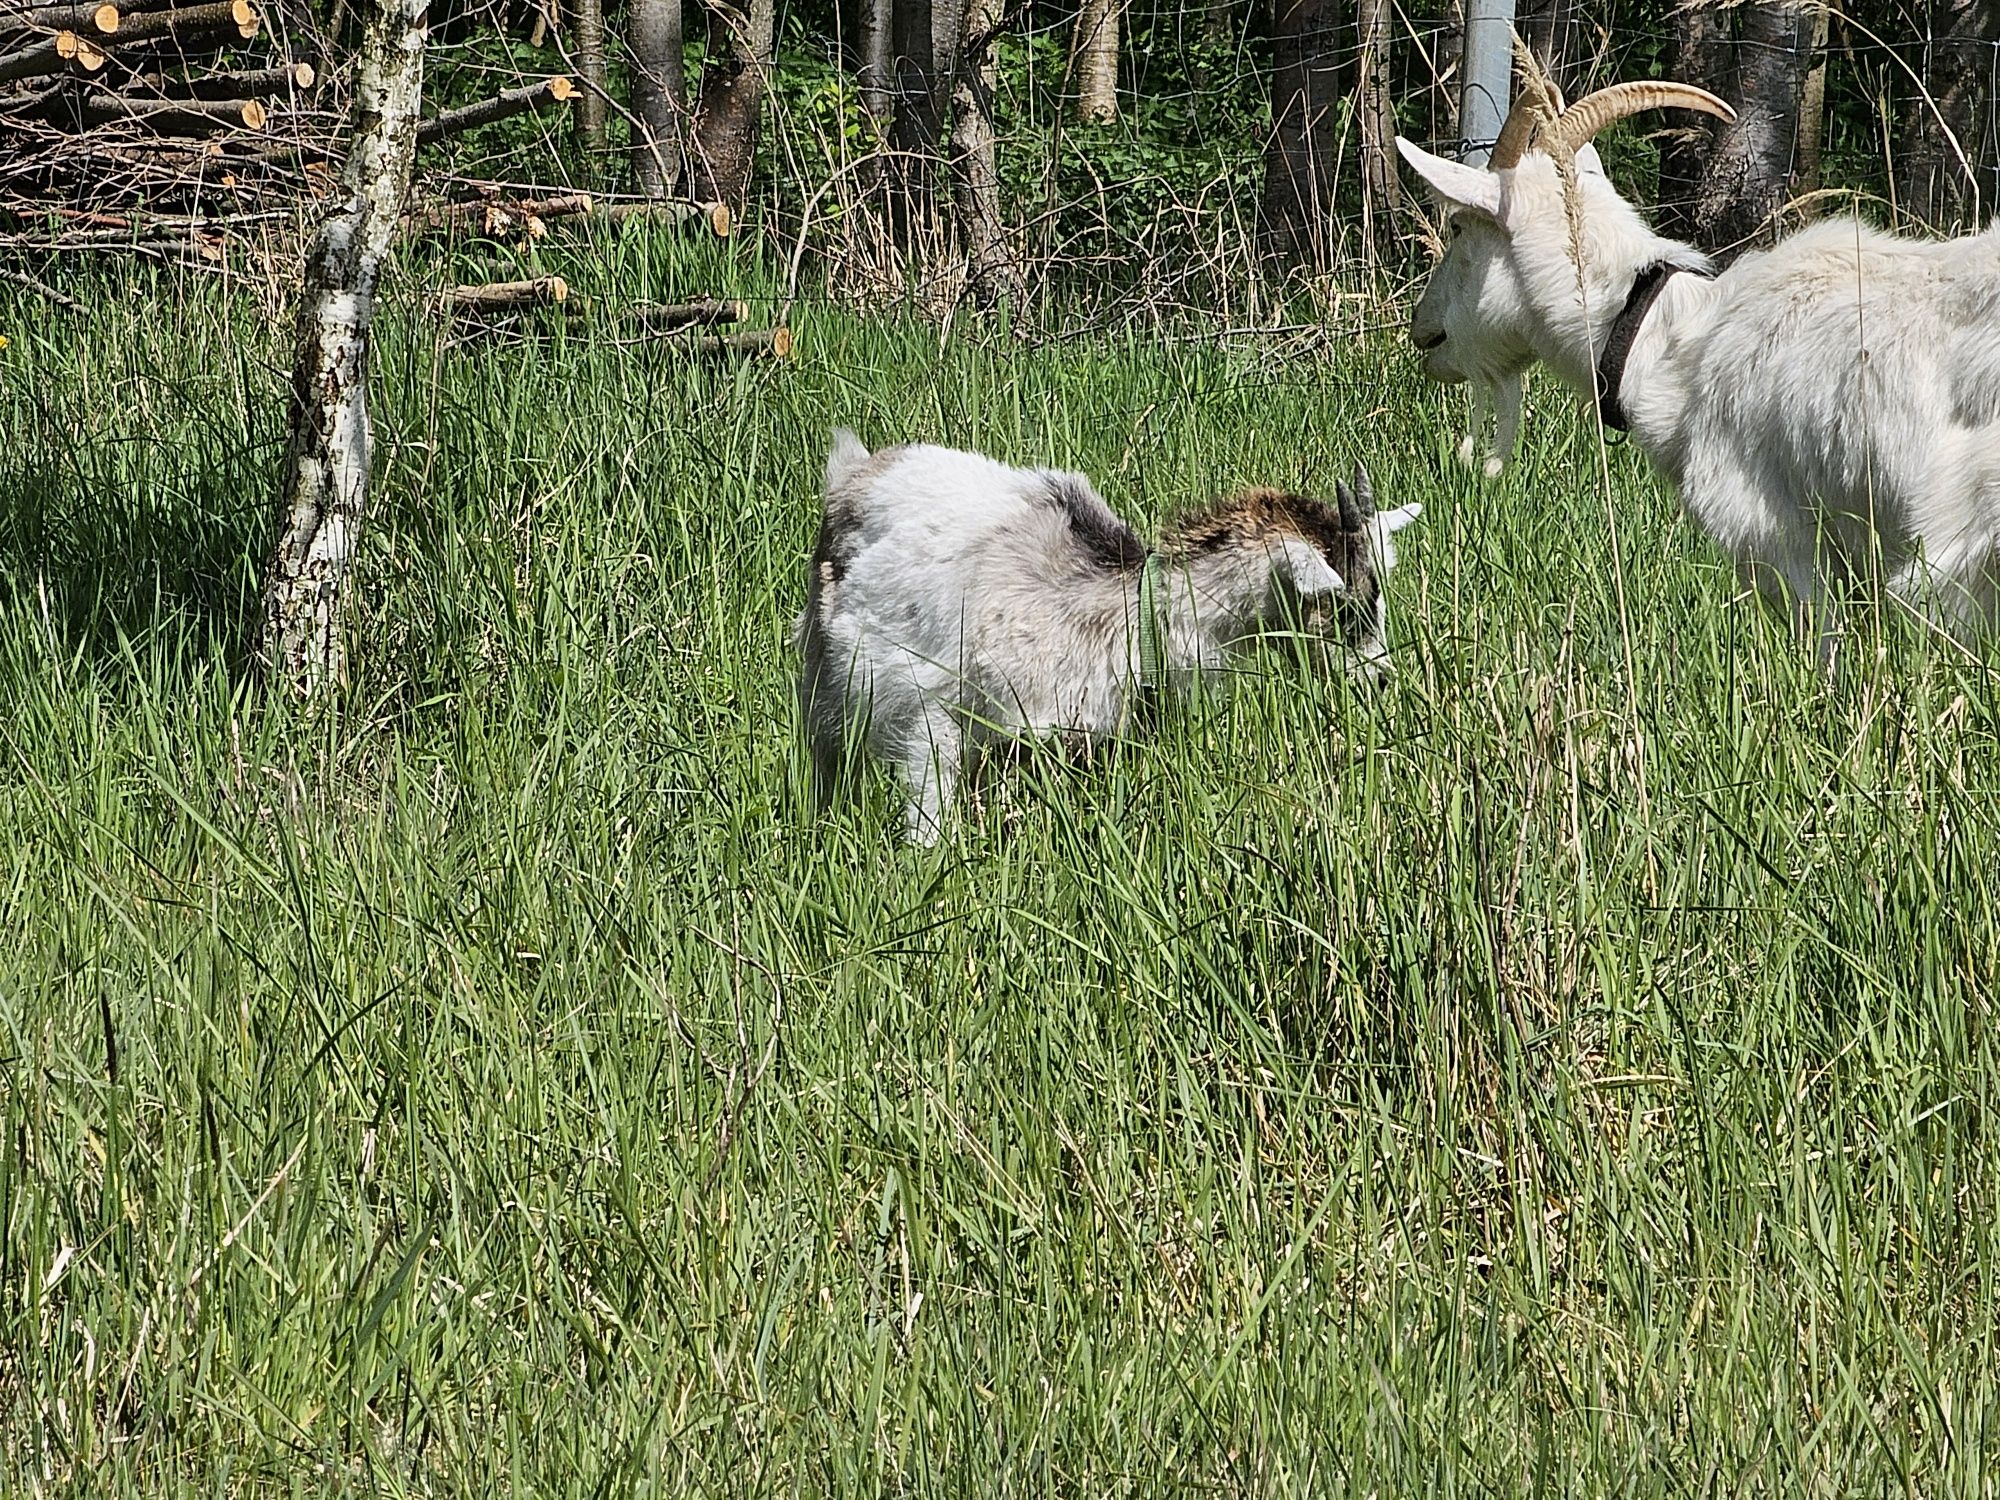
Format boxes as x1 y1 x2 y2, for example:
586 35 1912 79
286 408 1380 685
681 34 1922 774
795 431 1422 843
1398 77 2000 658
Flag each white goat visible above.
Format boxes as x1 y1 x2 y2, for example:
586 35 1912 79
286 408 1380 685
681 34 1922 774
1397 78 2000 654
795 431 1422 843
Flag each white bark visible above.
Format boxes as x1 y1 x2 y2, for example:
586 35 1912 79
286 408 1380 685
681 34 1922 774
1074 0 1119 122
258 0 425 695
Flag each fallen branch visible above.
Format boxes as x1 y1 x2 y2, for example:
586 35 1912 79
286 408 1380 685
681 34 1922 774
439 275 568 311
107 0 256 42
0 26 105 82
403 189 592 240
626 296 747 331
130 59 311 97
596 197 730 237
679 326 791 359
77 89 266 131
416 77 575 145
0 264 86 310
0 1 119 40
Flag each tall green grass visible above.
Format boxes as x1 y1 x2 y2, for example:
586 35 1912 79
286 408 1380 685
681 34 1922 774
3 241 1999 1496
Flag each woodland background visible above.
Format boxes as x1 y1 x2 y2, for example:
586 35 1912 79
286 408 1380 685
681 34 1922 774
2 0 1995 317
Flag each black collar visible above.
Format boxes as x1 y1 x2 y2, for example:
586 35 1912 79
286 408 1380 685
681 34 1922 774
1595 261 1706 432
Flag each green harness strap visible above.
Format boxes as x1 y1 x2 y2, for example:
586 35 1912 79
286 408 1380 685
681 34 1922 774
1135 552 1167 697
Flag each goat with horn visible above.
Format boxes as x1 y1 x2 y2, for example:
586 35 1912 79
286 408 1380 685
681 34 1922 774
1398 74 2000 662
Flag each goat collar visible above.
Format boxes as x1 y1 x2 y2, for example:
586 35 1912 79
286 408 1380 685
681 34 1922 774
1595 260 1707 432
1135 552 1169 694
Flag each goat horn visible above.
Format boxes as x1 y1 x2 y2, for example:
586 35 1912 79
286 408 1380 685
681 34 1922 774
1337 481 1361 531
1352 464 1375 521
1542 80 1735 157
1487 82 1557 170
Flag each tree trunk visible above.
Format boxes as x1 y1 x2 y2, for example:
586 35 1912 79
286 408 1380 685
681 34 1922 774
890 0 941 208
1899 0 1999 231
571 0 607 153
1795 2 1831 196
629 0 684 196
1260 0 1343 266
686 0 775 209
1074 0 1119 123
1516 0 1581 95
1693 0 1817 253
1656 0 1730 242
947 0 1023 304
257 0 424 695
1355 0 1397 261
858 0 893 153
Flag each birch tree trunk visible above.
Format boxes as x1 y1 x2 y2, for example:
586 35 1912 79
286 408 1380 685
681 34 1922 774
258 0 425 695
947 0 1022 304
686 0 776 209
1259 0 1342 266
1899 0 1999 231
571 0 608 153
1356 0 1398 261
1693 0 1817 252
629 0 684 197
1073 0 1119 123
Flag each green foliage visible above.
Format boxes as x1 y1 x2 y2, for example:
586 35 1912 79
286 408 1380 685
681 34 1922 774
4 248 2000 1492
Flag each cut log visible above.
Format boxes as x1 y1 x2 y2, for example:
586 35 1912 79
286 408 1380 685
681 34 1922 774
77 90 266 131
401 191 593 242
440 276 569 311
0 27 106 82
134 60 312 97
0 1 118 39
679 326 790 359
108 0 255 42
596 197 729 236
416 77 575 144
627 296 746 330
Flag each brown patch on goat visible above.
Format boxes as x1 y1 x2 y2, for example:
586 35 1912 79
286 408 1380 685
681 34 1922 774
1160 487 1382 643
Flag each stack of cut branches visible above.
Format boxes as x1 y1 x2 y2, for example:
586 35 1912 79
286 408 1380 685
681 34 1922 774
0 0 325 236
0 1 650 264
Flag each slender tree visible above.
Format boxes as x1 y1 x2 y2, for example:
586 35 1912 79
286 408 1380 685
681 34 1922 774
687 0 776 208
1516 0 1582 95
1356 0 1398 259
572 0 608 153
1899 0 1999 230
859 0 895 157
947 0 1023 303
1074 0 1121 122
629 0 685 197
890 0 944 208
259 0 426 693
1260 0 1344 265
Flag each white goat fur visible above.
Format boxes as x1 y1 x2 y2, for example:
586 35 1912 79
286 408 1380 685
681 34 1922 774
795 431 1421 843
1398 135 2000 649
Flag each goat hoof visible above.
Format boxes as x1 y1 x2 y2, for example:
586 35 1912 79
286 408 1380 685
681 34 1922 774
1482 455 1507 479
1455 434 1478 469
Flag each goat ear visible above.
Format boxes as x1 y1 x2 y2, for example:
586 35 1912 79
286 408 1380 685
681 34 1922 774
1276 537 1345 599
1395 138 1504 221
1376 503 1424 535
1575 142 1607 177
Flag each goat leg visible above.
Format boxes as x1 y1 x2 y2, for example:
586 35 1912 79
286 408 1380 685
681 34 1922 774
1484 370 1522 478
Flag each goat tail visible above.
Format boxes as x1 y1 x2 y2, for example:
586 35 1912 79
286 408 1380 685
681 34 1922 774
826 428 871 493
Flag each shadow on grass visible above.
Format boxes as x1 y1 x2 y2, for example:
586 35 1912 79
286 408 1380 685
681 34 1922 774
0 455 268 673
